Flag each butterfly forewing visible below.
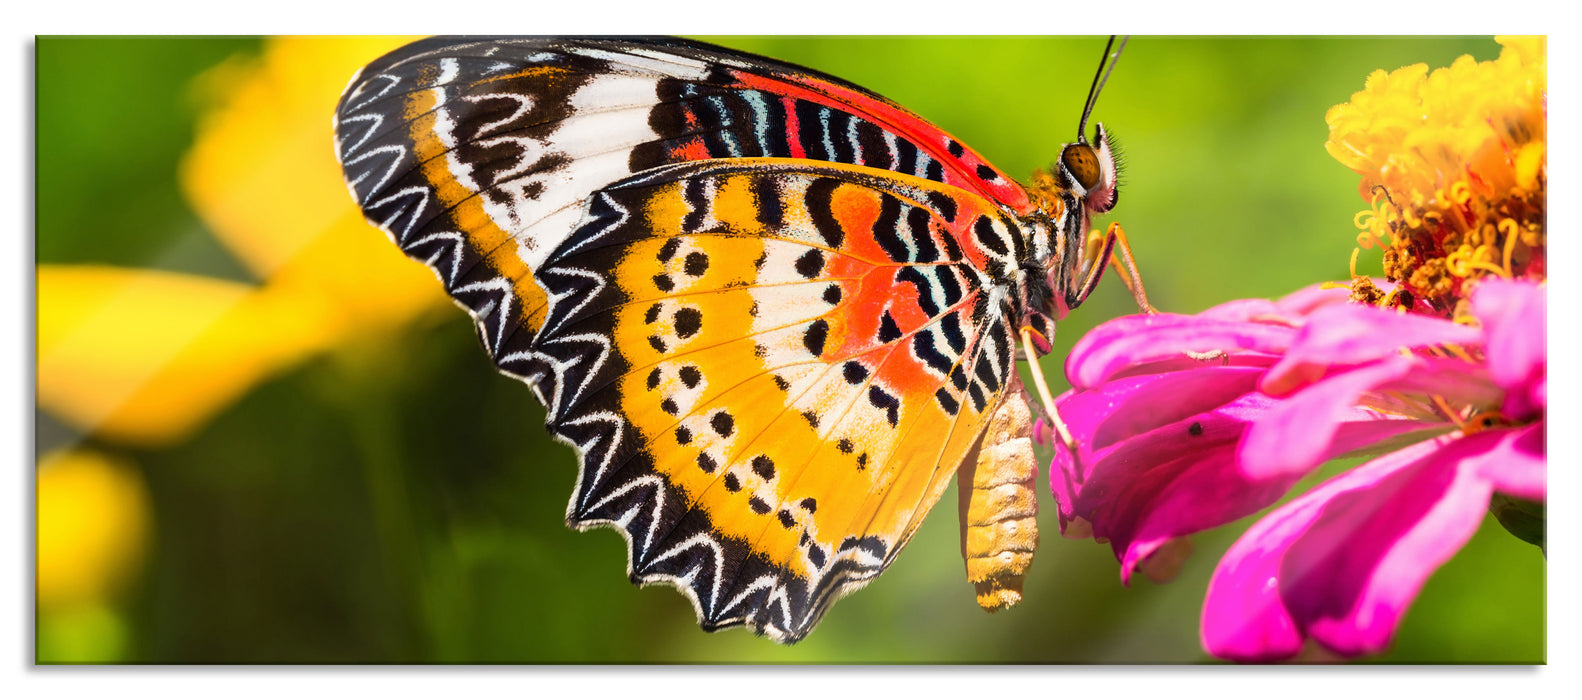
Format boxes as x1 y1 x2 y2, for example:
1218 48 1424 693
332 37 1034 390
530 159 1024 640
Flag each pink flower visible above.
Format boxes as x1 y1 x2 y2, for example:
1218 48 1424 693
1040 278 1545 662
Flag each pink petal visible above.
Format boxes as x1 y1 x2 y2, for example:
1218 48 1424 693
1049 366 1265 529
1080 366 1265 452
1471 278 1546 418
1263 304 1483 396
1110 427 1303 583
1243 355 1491 479
1053 388 1304 583
1458 423 1546 502
1203 436 1495 662
1275 283 1359 317
1377 359 1503 408
1067 314 1298 389
1199 298 1284 322
1200 486 1327 661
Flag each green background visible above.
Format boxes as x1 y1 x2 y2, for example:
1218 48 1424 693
35 36 1543 663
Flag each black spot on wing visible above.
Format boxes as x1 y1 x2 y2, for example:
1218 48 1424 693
803 319 829 356
711 411 735 437
804 177 844 248
682 175 711 232
934 387 960 415
974 347 1002 392
794 101 829 161
684 251 709 276
674 307 702 338
842 360 869 384
867 385 900 427
838 535 887 560
940 313 967 354
895 268 939 317
925 190 957 223
872 193 908 262
911 331 953 375
752 455 777 481
807 543 827 568
876 310 902 343
826 110 855 163
753 175 785 230
936 267 964 307
877 133 907 172
950 365 969 391
748 496 772 515
974 215 1008 256
794 249 825 278
907 206 939 263
679 365 702 388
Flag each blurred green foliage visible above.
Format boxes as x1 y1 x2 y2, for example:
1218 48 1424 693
34 36 1542 663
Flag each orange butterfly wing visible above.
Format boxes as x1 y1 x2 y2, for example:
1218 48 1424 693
334 37 1060 642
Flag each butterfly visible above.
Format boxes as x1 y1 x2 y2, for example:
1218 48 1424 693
333 36 1148 643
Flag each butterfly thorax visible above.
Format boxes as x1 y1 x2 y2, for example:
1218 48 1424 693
1013 125 1121 343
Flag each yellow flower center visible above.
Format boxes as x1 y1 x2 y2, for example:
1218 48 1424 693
1332 36 1546 317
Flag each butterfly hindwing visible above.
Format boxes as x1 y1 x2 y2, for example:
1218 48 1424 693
332 36 1033 397
530 158 1026 640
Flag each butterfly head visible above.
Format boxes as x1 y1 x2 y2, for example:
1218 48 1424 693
1059 123 1120 214
1016 123 1123 330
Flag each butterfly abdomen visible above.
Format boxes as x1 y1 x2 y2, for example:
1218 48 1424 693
957 377 1039 612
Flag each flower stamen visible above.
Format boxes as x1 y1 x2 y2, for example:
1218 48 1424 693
1327 37 1545 315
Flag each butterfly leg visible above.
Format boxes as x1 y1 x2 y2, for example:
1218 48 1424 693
1104 222 1157 314
1019 325 1075 450
1074 221 1156 314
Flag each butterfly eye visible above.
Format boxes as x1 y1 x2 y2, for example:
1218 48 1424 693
1060 142 1102 193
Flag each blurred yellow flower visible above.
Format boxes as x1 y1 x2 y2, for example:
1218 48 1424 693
36 449 151 610
36 36 449 446
1329 36 1545 314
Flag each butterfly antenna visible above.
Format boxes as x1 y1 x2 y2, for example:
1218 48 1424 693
1076 35 1129 142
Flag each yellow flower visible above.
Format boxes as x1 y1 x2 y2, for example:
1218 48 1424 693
36 449 151 610
36 37 449 446
1329 36 1545 315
